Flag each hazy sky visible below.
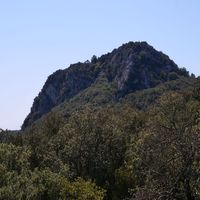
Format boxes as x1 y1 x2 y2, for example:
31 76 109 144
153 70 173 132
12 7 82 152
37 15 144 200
0 0 199 130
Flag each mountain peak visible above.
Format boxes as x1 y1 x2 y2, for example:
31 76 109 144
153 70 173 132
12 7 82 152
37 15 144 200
120 41 151 49
22 42 189 129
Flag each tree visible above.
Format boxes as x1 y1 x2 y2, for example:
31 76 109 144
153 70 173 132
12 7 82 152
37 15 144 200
56 106 143 198
126 92 200 200
0 144 105 200
91 55 98 63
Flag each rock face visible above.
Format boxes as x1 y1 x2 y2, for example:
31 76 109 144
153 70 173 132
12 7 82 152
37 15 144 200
22 41 189 129
22 64 100 128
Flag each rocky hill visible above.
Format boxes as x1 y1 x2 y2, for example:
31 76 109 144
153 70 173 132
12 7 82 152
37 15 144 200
2 42 199 200
22 41 189 129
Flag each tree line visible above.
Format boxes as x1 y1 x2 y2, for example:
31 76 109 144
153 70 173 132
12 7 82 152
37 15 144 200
0 84 199 199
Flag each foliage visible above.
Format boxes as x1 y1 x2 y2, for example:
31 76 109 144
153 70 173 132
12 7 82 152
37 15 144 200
125 92 200 199
0 76 199 199
0 144 105 200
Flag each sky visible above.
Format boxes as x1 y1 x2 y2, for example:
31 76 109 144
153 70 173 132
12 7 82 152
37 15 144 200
0 0 200 130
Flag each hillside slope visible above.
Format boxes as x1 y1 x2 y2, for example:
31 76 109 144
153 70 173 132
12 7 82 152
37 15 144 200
22 41 190 129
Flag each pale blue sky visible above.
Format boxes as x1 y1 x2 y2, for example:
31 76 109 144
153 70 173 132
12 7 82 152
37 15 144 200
0 0 199 130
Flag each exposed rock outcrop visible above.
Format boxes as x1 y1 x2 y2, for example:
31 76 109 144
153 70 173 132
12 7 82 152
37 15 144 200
22 41 189 129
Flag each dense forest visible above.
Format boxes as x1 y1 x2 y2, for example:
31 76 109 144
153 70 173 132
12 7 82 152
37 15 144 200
0 42 200 199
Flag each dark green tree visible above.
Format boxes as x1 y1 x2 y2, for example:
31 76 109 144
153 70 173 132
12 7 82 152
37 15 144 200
126 92 200 200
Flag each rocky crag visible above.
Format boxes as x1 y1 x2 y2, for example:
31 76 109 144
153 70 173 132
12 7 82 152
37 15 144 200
22 41 189 129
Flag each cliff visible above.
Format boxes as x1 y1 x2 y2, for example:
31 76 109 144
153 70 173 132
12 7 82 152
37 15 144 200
22 41 189 128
